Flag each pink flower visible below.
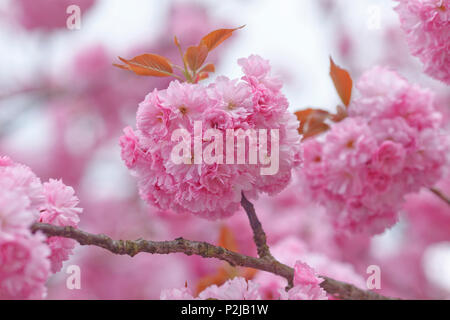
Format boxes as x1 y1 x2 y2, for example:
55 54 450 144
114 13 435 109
161 277 262 300
119 127 141 169
207 76 253 121
0 157 44 212
198 277 262 300
254 237 364 300
293 261 322 286
324 117 376 169
203 108 234 130
160 287 195 300
159 80 208 126
39 179 82 273
298 66 448 235
136 89 171 140
395 0 450 84
0 156 83 290
39 179 82 227
0 190 34 235
0 157 45 237
121 56 302 219
350 67 442 130
238 55 271 80
302 139 325 173
45 237 77 274
0 231 50 299
372 141 406 175
280 261 327 300
404 175 450 244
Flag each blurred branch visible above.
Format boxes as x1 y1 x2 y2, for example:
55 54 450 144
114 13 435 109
0 83 68 137
0 85 50 101
31 222 396 300
430 188 450 206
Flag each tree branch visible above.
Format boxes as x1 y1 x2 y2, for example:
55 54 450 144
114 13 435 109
240 192 273 259
31 222 396 300
430 187 450 206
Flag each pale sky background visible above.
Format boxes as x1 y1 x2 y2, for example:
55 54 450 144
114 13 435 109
0 0 402 112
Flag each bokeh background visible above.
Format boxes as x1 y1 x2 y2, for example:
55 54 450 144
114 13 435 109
0 0 449 299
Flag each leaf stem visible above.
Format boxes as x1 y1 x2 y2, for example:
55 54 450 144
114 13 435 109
174 36 192 83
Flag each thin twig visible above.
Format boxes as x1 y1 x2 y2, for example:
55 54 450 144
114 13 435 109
240 192 273 259
430 188 450 206
31 222 396 300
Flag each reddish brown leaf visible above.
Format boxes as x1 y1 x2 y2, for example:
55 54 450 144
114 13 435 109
217 225 238 252
302 122 330 139
295 109 311 134
174 36 181 49
329 57 353 107
117 54 173 77
200 25 245 52
200 63 215 73
196 72 209 82
330 105 348 122
195 226 240 295
295 108 329 133
295 108 331 139
184 44 208 72
241 267 258 280
195 267 230 295
112 63 130 70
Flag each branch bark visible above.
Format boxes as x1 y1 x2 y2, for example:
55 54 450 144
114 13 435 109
240 192 273 259
31 222 396 300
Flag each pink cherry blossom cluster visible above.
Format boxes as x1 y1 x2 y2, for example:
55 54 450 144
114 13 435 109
120 55 302 219
160 261 326 300
299 66 449 235
0 156 82 299
279 262 327 300
395 0 450 84
38 179 82 273
253 237 364 300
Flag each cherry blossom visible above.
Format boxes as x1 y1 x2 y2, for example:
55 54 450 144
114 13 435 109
395 0 450 84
